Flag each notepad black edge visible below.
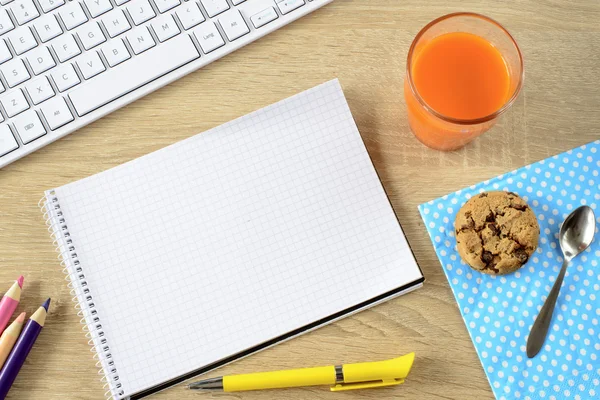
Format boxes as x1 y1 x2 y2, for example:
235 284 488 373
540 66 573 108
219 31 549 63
128 275 424 400
128 198 426 399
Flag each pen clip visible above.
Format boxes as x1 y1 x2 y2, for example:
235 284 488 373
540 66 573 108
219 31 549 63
330 379 404 391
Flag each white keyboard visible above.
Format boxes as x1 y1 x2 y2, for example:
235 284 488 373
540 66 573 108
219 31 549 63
0 0 333 167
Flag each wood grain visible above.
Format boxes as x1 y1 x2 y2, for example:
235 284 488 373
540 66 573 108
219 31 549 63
1 0 599 398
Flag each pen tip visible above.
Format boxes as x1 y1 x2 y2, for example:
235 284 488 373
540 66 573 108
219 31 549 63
16 312 26 323
17 275 24 289
42 298 51 311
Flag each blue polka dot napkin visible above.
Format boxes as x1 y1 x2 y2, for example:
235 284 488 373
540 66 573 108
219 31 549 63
418 140 600 400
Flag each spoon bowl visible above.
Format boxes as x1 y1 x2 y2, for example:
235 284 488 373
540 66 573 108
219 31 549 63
559 206 596 261
526 205 596 358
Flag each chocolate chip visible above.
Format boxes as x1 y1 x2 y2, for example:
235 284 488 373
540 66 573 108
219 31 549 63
464 217 475 229
484 261 499 272
514 249 529 263
485 212 495 222
512 203 528 211
465 211 472 218
488 223 499 235
482 251 494 263
479 193 488 198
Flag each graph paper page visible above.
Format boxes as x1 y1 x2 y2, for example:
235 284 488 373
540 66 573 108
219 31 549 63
53 80 423 397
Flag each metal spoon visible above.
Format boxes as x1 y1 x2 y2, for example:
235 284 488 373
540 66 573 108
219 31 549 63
527 205 596 358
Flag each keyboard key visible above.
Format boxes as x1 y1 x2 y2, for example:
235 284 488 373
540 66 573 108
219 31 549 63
33 14 63 43
102 39 130 66
151 14 179 42
251 7 278 29
175 3 205 30
84 0 113 18
11 0 40 25
77 21 106 50
276 0 304 14
126 0 156 26
69 35 199 116
59 3 88 30
40 96 73 130
200 0 229 18
76 51 105 79
51 63 80 92
1 58 30 87
102 9 131 38
13 109 45 143
0 0 13 5
8 27 37 55
25 76 54 104
127 26 155 54
0 125 18 156
153 0 179 13
52 34 81 62
1 89 29 117
26 46 56 75
0 40 12 64
193 22 224 54
219 10 249 42
0 10 16 36
39 0 65 13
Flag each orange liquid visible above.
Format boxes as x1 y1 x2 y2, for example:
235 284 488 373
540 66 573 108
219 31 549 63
412 32 510 120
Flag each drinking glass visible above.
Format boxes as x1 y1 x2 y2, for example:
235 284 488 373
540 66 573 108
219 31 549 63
404 13 524 151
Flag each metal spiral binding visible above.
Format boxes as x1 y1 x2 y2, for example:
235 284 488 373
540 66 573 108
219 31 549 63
41 192 125 399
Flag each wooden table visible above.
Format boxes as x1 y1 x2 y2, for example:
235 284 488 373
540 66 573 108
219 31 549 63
1 0 599 398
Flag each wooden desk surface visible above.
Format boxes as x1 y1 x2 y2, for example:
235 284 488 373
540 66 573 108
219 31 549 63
1 0 599 398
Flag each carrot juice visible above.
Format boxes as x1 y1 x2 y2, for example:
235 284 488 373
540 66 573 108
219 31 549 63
404 13 523 151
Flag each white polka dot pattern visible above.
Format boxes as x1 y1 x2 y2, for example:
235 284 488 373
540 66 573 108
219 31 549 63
418 140 600 400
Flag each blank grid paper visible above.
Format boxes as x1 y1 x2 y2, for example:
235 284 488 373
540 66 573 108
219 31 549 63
52 80 423 398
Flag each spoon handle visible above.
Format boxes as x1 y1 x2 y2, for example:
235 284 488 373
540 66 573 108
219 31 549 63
527 259 569 358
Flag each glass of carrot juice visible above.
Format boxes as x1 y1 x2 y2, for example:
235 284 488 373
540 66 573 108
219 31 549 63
404 13 523 151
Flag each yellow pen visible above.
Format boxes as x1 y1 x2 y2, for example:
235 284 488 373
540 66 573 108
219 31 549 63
188 352 414 392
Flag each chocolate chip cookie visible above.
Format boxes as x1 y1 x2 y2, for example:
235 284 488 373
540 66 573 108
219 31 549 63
454 191 539 275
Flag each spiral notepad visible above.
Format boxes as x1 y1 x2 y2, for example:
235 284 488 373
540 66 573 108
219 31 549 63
41 80 423 399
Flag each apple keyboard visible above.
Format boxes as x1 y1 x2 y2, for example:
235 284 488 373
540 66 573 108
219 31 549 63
0 0 333 167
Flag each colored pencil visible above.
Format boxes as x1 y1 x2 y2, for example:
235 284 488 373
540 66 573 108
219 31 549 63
0 313 25 370
0 276 24 334
0 298 49 399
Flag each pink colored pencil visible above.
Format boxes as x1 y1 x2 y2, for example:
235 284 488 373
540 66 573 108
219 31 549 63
0 312 25 370
0 277 23 335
